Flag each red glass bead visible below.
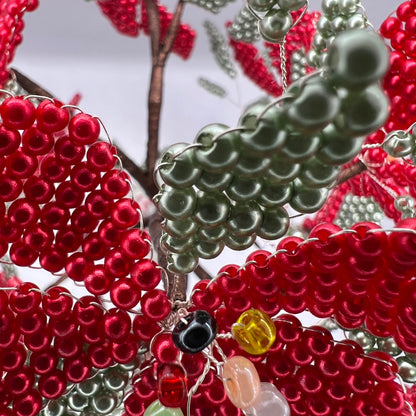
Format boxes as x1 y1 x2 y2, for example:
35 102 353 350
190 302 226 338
191 283 222 314
132 313 160 342
29 347 58 375
124 393 146 416
80 322 105 345
0 310 19 349
39 247 67 273
98 219 122 246
286 342 313 366
121 228 151 260
21 126 53 155
18 307 46 335
38 369 67 399
41 202 70 229
111 198 141 229
240 250 277 285
103 308 131 341
1 342 26 372
371 381 405 413
9 241 37 266
141 289 171 320
40 154 70 182
151 333 179 363
84 264 112 295
35 99 69 133
104 248 131 278
100 169 130 199
4 366 34 396
398 1 414 21
71 206 99 233
8 198 39 227
295 366 323 395
9 282 41 314
0 215 22 242
157 362 187 407
274 314 302 343
82 231 107 260
63 354 91 383
0 125 20 154
23 176 54 204
65 252 94 282
111 334 139 364
5 149 37 179
12 389 42 416
266 349 295 378
55 226 82 253
0 97 36 130
87 342 113 369
55 181 84 209
74 296 104 327
365 351 396 382
55 136 85 165
54 334 82 358
301 326 333 358
86 141 116 171
70 162 100 192
0 175 22 202
86 190 112 219
110 277 141 309
24 328 52 352
131 259 161 291
380 17 402 38
68 112 100 145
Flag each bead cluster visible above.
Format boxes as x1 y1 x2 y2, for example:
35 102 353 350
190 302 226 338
97 0 140 36
0 0 39 88
0 282 165 415
184 0 235 15
154 29 389 273
228 6 260 43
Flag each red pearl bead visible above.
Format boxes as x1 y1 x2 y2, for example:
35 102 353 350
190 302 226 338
380 16 402 38
55 334 82 358
111 334 139 363
132 313 160 342
98 219 122 246
63 354 91 383
0 215 22 242
70 162 100 192
23 176 54 204
39 247 67 273
35 99 69 133
5 148 37 179
110 277 141 309
41 202 70 229
9 282 40 314
105 248 132 278
100 169 130 199
12 389 42 416
0 125 20 154
21 126 53 155
86 141 116 171
141 289 171 320
71 206 99 233
86 190 112 219
111 198 141 229
103 308 131 341
37 369 67 399
40 154 70 182
121 228 151 260
84 264 112 295
8 198 39 227
0 175 22 202
25 329 53 353
74 296 104 327
29 347 58 375
55 136 85 165
55 226 82 253
55 181 84 209
65 252 94 282
131 259 161 291
4 366 34 396
0 97 36 130
87 342 113 369
1 342 26 372
9 241 37 266
82 231 107 260
151 333 179 363
68 112 100 145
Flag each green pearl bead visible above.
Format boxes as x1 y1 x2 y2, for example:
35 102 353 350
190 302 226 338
306 49 320 68
194 124 240 173
312 33 327 53
348 328 375 351
259 9 293 43
162 217 198 239
289 179 328 213
258 206 289 240
167 251 198 274
336 84 389 137
279 131 321 162
287 80 340 132
196 171 233 192
276 0 306 11
383 130 414 158
397 357 416 383
198 225 228 242
240 112 287 155
316 16 333 38
67 391 89 412
155 187 197 221
225 232 257 251
239 100 275 130
76 376 101 397
193 192 230 228
331 16 346 33
377 337 402 356
299 158 340 188
226 176 263 201
317 124 364 165
247 0 276 12
227 201 263 236
195 240 225 259
44 401 67 416
159 143 201 188
103 370 129 392
321 0 339 19
144 400 184 416
161 233 194 254
268 155 301 183
234 153 270 177
91 391 118 414
347 14 367 30
258 181 293 207
339 0 359 16
326 30 389 89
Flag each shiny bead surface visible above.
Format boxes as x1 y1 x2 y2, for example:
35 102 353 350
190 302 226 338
223 355 261 409
244 382 290 416
231 309 276 355
259 9 292 43
144 400 184 416
157 363 187 407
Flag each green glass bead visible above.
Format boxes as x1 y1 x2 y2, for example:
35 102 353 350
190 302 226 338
289 179 328 213
225 232 256 251
195 240 225 259
383 130 414 158
194 124 240 173
240 113 287 155
155 187 197 221
196 171 233 192
258 206 289 240
193 192 230 228
257 181 293 207
299 158 340 188
259 9 293 43
336 84 389 137
377 337 401 356
144 400 184 416
227 201 263 236
279 131 321 163
76 376 100 397
198 225 228 242
287 80 340 132
161 233 194 254
91 391 118 414
162 217 198 239
317 124 364 165
226 177 263 201
268 155 301 183
397 357 416 383
103 370 129 392
239 101 275 130
234 153 270 177
327 30 389 89
167 251 199 274
247 0 276 12
159 143 201 188
276 0 306 11
321 0 339 19
67 391 89 412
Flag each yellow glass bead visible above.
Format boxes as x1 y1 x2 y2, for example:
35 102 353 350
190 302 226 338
231 309 276 355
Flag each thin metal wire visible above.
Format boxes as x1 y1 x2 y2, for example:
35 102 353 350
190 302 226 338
94 116 114 146
61 104 83 113
255 94 295 122
246 3 262 21
187 356 212 416
0 88 14 98
280 40 288 92
23 94 53 102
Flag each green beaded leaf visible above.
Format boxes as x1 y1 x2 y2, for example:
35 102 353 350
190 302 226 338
184 0 237 14
228 6 260 43
198 77 227 98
